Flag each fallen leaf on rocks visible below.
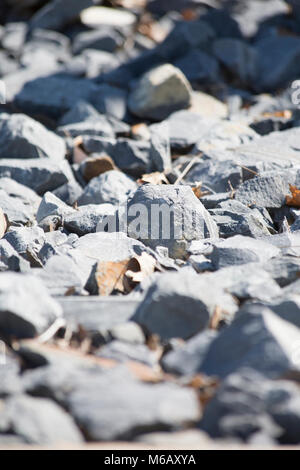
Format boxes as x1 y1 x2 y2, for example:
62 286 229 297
139 171 169 185
73 136 89 164
186 374 219 408
131 122 150 141
209 306 222 330
0 207 7 239
96 259 130 296
182 9 199 21
286 184 300 207
262 110 292 119
192 183 210 199
125 252 156 289
82 155 117 182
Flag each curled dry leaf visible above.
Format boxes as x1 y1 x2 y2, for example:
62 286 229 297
191 182 210 199
286 184 300 207
262 110 292 119
125 252 156 289
96 259 130 296
0 207 7 239
139 171 169 185
73 136 89 164
82 154 117 182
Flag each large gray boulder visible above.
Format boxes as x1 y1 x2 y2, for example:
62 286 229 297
127 185 218 259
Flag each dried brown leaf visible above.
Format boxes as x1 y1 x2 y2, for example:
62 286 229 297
96 259 130 296
0 208 7 239
262 110 292 119
139 171 169 185
83 155 117 182
286 184 300 207
73 136 89 164
125 252 156 289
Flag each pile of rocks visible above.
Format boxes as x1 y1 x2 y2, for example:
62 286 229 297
2 0 300 448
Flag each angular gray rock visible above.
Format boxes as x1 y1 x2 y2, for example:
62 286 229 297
200 305 300 379
77 170 137 206
67 367 200 441
133 271 237 340
161 330 218 376
0 189 35 225
36 192 75 224
128 64 192 121
0 273 62 339
211 235 280 269
127 185 218 259
0 159 75 195
0 395 83 445
0 113 66 160
64 204 116 236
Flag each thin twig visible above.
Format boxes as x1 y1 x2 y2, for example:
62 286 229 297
174 156 199 185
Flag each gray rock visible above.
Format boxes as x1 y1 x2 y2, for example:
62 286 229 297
0 178 41 211
0 273 62 339
161 330 218 376
29 0 98 31
0 189 35 226
73 27 124 55
185 156 243 193
199 369 281 442
96 340 156 367
4 226 45 257
127 185 218 259
52 181 83 206
128 64 192 121
201 263 282 302
57 297 140 332
67 366 200 441
133 271 237 340
201 304 300 379
0 159 75 195
0 395 83 445
149 121 171 172
57 115 114 139
213 38 258 84
15 74 98 119
262 256 300 287
235 170 296 209
36 192 75 224
64 204 116 236
211 235 280 269
1 22 27 53
77 170 137 206
0 240 30 273
200 192 231 210
109 321 145 345
210 199 273 238
81 136 152 176
166 111 217 152
58 99 100 126
0 113 66 160
0 359 23 397
92 84 128 121
174 49 219 84
256 36 300 91
193 121 258 152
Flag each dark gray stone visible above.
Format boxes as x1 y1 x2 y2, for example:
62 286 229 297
0 273 62 339
77 170 137 206
91 84 128 121
128 64 192 121
73 27 124 55
262 256 300 287
81 136 152 176
161 330 218 376
0 395 83 445
174 49 219 84
0 159 75 195
52 181 83 206
211 235 280 269
0 113 66 160
0 240 30 273
127 185 218 259
210 199 274 238
213 38 258 84
37 192 75 223
149 121 171 172
64 203 116 236
133 271 237 340
67 366 200 441
201 304 300 379
58 99 100 126
57 115 114 139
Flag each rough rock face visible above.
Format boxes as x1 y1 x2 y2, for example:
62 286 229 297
127 184 218 258
2 0 300 450
128 64 192 120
